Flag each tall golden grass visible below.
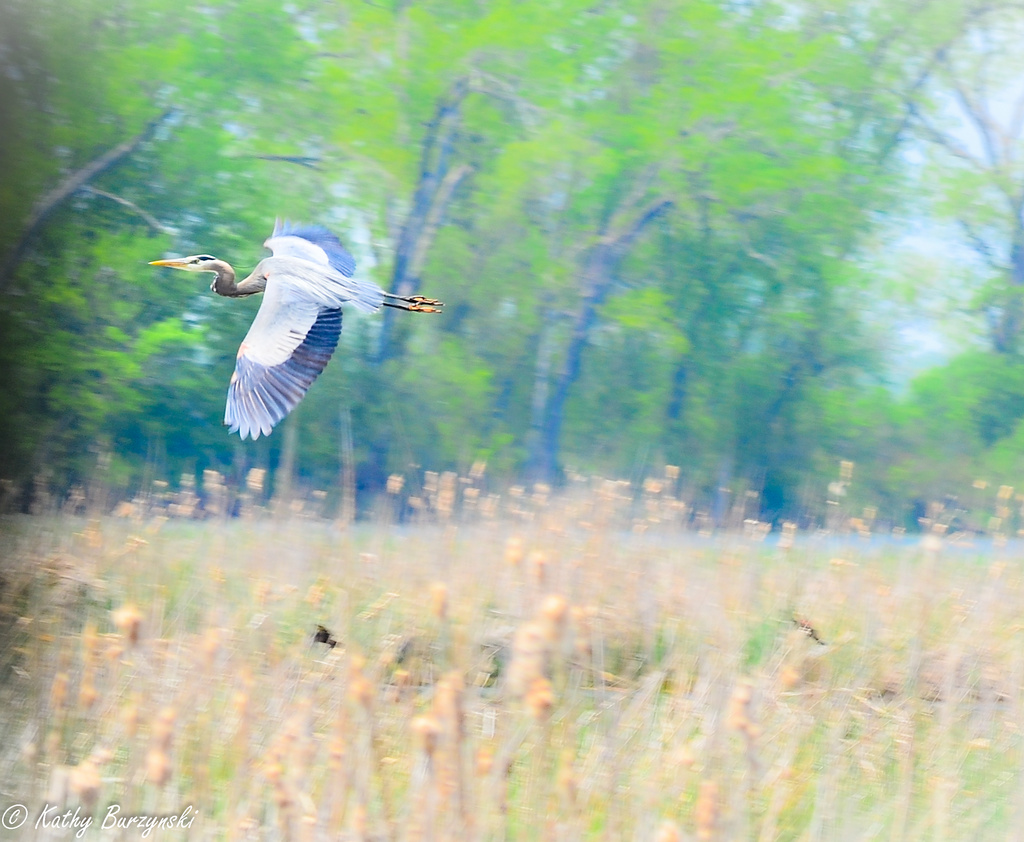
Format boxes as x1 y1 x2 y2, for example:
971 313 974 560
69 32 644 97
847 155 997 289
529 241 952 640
1 469 1022 840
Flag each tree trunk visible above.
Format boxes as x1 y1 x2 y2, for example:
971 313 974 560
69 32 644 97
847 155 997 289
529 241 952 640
994 235 1024 353
528 197 673 481
665 360 688 423
377 79 470 363
338 406 356 526
530 247 614 481
526 312 558 468
274 415 298 516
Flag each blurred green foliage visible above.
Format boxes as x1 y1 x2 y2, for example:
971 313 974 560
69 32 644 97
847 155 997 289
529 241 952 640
3 0 1024 521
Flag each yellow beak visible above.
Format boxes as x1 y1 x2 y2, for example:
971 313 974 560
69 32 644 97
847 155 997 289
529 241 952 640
149 258 192 269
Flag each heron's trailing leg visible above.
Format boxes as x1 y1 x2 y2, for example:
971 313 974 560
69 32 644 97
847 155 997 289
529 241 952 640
383 292 444 313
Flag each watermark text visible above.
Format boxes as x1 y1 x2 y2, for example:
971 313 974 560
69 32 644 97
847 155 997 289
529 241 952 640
0 802 198 838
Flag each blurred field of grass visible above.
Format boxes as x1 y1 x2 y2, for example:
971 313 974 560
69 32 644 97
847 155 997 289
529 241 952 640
1 481 1022 840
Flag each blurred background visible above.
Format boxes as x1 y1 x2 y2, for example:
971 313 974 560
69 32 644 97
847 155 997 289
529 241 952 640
3 0 1024 525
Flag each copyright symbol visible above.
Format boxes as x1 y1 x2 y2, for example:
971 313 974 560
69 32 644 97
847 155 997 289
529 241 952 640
1 804 28 829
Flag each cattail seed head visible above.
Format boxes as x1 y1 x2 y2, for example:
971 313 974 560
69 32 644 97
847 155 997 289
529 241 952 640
349 670 374 712
655 821 682 842
151 706 177 750
525 676 555 722
778 521 797 551
529 551 548 585
508 622 546 696
351 805 368 838
727 679 754 733
246 468 266 493
541 593 569 625
112 605 142 646
82 623 99 663
263 757 284 785
50 671 69 711
433 671 465 751
328 735 346 771
122 695 140 740
780 664 801 690
70 758 101 808
676 742 696 769
305 583 325 608
232 687 250 719
433 671 463 720
695 780 719 841
505 537 524 567
540 594 569 643
45 729 60 759
556 749 576 806
201 626 220 669
412 715 441 757
146 748 172 787
429 582 449 621
571 606 595 658
77 673 98 711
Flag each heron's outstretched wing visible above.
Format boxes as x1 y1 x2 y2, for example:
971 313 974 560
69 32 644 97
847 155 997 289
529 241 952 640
265 220 357 277
224 279 342 440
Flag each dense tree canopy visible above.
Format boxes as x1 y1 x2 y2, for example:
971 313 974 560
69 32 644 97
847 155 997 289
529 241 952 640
4 0 1024 522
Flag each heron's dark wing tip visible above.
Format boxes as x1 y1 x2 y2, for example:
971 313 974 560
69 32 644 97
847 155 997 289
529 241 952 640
225 308 343 440
269 221 357 277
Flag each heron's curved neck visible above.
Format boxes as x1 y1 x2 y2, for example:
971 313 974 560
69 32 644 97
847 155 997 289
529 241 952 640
208 260 239 297
208 260 264 298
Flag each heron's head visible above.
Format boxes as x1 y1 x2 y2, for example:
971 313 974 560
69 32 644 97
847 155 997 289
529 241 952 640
149 254 221 272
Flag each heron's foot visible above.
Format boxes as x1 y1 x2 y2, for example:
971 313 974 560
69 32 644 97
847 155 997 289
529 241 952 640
384 292 445 313
409 301 443 313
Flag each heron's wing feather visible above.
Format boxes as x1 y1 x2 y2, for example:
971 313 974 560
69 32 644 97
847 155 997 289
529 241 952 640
266 221 357 277
224 282 342 440
257 254 383 315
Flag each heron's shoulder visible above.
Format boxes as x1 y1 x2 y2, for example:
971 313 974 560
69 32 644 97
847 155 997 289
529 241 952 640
258 254 332 275
257 256 351 306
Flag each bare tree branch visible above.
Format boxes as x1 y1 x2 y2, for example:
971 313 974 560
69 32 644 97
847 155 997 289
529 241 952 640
601 196 674 255
245 154 321 169
959 218 1004 271
950 78 1001 168
878 37 952 161
407 163 473 281
469 70 544 129
1 109 172 288
601 165 662 240
906 100 990 170
82 187 174 235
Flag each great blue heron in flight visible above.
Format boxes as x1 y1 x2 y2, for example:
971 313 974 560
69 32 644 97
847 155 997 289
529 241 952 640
150 221 442 440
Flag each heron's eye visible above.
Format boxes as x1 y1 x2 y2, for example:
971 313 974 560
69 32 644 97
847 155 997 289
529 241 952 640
194 255 215 263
